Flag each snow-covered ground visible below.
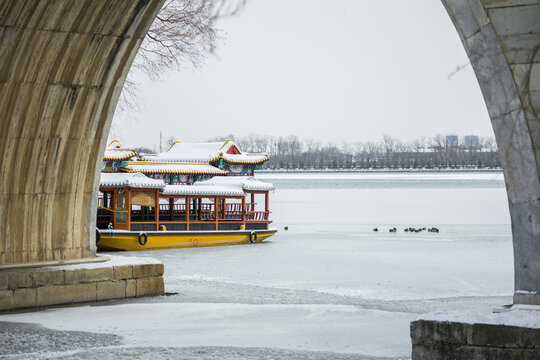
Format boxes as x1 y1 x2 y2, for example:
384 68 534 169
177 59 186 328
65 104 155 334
0 173 513 359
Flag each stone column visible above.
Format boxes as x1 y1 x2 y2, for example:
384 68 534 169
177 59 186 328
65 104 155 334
0 0 165 265
441 0 540 304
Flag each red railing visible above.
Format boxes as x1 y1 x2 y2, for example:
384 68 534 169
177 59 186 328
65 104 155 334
245 211 270 222
129 204 268 222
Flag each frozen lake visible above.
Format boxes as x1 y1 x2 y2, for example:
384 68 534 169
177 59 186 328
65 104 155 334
0 172 513 359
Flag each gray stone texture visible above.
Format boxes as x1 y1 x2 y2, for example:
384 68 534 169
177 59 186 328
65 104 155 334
411 319 540 359
412 2 540 357
442 0 540 305
0 259 164 311
0 0 166 265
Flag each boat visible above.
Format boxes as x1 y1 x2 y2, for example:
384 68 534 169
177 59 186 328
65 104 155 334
96 140 277 251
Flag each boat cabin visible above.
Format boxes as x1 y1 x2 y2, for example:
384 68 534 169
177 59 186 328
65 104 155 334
97 173 273 233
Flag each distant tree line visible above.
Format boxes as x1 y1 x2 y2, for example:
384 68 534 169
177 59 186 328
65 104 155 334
209 134 501 170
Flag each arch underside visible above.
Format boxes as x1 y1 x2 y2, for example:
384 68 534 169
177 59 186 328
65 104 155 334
442 0 540 304
0 0 538 305
0 0 165 264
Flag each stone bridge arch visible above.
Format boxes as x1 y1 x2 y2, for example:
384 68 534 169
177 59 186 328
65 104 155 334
0 0 165 263
0 0 538 304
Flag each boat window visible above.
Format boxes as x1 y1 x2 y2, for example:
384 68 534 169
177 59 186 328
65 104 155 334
115 189 127 224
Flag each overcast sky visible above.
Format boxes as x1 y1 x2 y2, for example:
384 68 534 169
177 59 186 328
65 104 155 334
112 0 493 150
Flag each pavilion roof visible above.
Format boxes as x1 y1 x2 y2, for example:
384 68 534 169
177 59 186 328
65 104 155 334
100 172 165 189
162 184 245 197
103 140 137 161
121 161 227 175
195 176 275 192
139 139 268 165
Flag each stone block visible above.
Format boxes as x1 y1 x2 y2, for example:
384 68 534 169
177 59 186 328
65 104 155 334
37 283 97 307
97 281 125 301
482 0 537 8
464 26 522 120
136 277 164 297
0 271 8 290
13 288 36 308
488 4 540 36
8 271 32 289
499 33 540 64
113 265 132 280
0 290 13 310
125 279 136 298
519 326 540 348
132 263 164 278
442 0 489 39
471 323 520 348
492 111 540 204
64 267 113 284
32 269 64 287
411 318 540 359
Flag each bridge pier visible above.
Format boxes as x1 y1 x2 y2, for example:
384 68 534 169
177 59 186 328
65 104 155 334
412 1 540 358
0 0 166 309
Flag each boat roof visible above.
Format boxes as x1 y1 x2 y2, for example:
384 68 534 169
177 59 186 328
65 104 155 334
194 176 275 191
162 185 245 197
141 140 233 163
100 174 273 195
103 140 137 161
222 153 269 165
139 139 268 165
100 173 165 189
121 162 227 175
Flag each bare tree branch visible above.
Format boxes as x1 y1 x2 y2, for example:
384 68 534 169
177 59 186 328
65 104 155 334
116 0 248 116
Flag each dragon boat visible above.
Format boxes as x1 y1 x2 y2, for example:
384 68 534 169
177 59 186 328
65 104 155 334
96 140 277 251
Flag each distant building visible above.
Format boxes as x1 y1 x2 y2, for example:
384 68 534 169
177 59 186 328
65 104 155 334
464 135 479 148
445 135 459 149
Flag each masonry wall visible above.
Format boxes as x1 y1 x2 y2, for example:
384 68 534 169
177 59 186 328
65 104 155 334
0 260 165 310
0 0 165 265
442 0 540 304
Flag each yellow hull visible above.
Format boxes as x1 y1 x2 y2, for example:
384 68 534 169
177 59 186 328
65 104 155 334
96 229 277 251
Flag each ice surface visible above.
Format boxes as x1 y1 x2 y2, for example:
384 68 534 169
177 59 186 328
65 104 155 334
0 303 412 358
0 173 513 359
418 306 540 328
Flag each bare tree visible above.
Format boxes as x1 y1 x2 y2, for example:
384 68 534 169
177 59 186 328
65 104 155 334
117 0 248 115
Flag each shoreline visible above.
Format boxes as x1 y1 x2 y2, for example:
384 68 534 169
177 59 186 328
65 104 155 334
256 168 503 174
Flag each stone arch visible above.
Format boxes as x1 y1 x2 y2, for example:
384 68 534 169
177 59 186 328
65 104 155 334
0 0 538 304
442 0 540 304
0 0 165 264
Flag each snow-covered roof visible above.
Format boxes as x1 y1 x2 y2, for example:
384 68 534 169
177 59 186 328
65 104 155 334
141 140 235 163
121 162 227 175
222 153 268 165
162 185 245 197
195 176 275 191
103 140 137 161
139 139 268 165
100 173 165 189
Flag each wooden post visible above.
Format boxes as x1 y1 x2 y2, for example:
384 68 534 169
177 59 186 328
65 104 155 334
111 190 116 229
126 188 131 231
242 195 246 225
250 192 255 211
265 191 269 229
155 189 160 231
215 197 219 230
186 196 190 231
169 197 174 221
221 198 226 219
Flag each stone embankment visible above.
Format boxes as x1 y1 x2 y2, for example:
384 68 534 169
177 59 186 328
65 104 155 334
0 256 164 311
411 318 540 359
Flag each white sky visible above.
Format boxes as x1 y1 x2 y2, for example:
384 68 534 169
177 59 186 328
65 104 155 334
112 0 493 150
